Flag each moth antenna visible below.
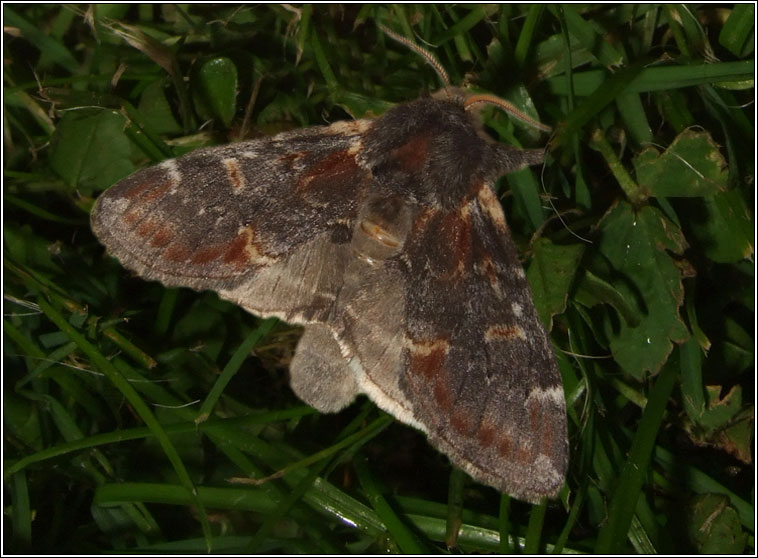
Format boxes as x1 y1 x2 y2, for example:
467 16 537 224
464 93 552 133
378 23 450 87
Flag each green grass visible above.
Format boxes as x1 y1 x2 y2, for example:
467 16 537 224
4 4 754 554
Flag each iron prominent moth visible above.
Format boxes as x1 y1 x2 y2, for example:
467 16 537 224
90 27 568 503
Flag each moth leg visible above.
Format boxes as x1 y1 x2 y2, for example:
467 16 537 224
289 324 359 413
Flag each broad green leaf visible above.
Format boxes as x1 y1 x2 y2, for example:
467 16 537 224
527 239 585 329
49 110 134 194
680 338 742 433
686 494 747 554
137 79 183 135
634 130 728 198
598 201 689 377
192 57 238 127
703 385 742 428
713 407 754 464
687 188 754 263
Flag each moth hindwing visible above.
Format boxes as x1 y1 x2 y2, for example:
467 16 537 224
91 71 567 505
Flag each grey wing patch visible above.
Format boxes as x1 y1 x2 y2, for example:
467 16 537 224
289 324 359 412
216 233 351 325
333 262 423 432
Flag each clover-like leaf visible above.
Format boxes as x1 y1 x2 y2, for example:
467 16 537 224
49 110 135 195
688 188 754 263
634 129 727 198
686 494 747 554
598 201 690 377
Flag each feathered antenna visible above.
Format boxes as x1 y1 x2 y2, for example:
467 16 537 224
379 23 550 134
464 94 552 133
378 23 450 87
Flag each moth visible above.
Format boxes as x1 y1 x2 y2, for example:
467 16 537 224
91 28 568 503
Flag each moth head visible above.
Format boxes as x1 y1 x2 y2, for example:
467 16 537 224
359 97 542 210
430 87 551 147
